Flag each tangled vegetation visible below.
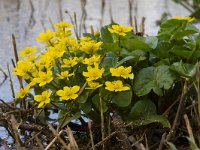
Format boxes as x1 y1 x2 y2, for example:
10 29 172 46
1 16 200 149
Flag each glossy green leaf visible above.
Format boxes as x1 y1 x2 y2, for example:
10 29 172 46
58 111 80 128
128 99 156 120
158 19 187 41
101 25 113 43
170 61 197 78
92 94 108 112
187 137 200 150
170 45 195 59
144 36 158 49
167 142 178 150
133 65 175 96
122 38 151 52
112 88 132 107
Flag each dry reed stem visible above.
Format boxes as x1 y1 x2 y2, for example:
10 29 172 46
66 126 79 150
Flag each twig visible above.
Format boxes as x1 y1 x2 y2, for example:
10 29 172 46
92 131 119 148
0 99 18 110
65 10 79 39
88 122 95 150
0 67 7 87
44 130 63 150
80 0 87 34
48 123 68 149
100 0 105 26
66 126 79 150
162 97 180 116
109 0 114 23
184 114 195 142
35 134 45 150
166 80 187 141
128 0 134 26
99 92 105 149
139 17 145 36
7 63 16 101
58 0 63 21
134 16 138 33
158 132 166 150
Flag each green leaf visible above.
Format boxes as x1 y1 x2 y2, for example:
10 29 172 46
101 52 118 76
102 43 121 53
158 19 187 41
132 115 171 128
112 88 132 107
128 99 156 120
82 33 95 39
170 61 197 78
115 56 135 67
142 115 170 128
187 137 200 150
172 23 199 40
92 94 108 112
58 111 81 128
79 100 92 113
101 25 113 43
152 41 171 58
144 36 158 49
77 90 90 103
167 142 178 150
133 65 175 96
121 38 152 52
121 50 146 62
170 45 195 59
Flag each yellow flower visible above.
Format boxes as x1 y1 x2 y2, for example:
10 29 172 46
105 80 130 92
83 55 101 65
80 37 92 42
54 22 73 29
36 29 55 43
57 71 74 79
59 37 77 48
108 25 133 36
110 66 134 79
56 86 80 100
35 55 53 70
61 57 78 68
49 44 66 58
13 60 33 78
34 91 52 108
17 85 30 98
86 81 103 89
172 16 196 22
80 40 103 54
20 46 37 57
56 29 72 38
83 63 105 81
27 55 39 62
33 70 53 86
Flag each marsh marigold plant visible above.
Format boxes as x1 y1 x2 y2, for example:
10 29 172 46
10 15 200 149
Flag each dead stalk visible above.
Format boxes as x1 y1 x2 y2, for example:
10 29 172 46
88 122 95 150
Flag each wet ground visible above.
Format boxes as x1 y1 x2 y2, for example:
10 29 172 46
0 0 190 100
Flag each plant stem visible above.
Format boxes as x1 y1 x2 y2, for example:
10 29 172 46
99 91 105 149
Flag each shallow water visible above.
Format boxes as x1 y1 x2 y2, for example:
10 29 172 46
0 0 190 100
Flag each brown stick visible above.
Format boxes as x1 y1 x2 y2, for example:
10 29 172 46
166 81 187 141
128 0 133 26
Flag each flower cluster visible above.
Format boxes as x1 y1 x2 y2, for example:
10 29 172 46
13 21 134 108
